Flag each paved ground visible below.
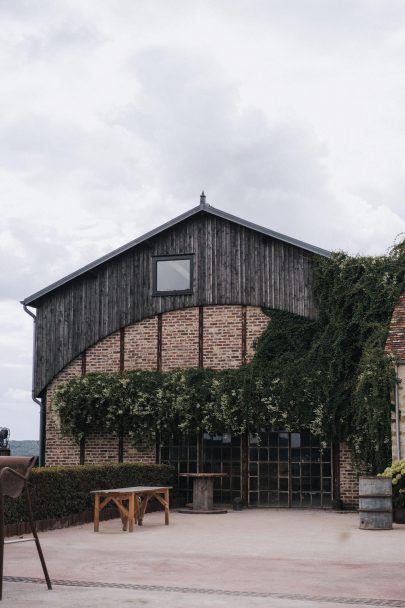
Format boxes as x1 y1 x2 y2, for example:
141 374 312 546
2 509 405 607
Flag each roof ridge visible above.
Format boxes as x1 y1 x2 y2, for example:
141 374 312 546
22 202 330 306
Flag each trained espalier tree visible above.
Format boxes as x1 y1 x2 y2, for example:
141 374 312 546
54 241 405 474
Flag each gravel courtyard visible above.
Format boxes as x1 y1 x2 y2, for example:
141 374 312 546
2 509 405 608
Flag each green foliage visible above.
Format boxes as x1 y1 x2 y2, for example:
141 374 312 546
54 242 405 475
310 248 405 472
378 460 405 508
4 462 175 525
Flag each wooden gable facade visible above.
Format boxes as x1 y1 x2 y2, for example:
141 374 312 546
24 202 329 398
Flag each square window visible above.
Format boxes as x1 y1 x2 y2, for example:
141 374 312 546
153 255 193 294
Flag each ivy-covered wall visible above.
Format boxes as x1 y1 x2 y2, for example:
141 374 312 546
45 306 269 466
54 244 405 477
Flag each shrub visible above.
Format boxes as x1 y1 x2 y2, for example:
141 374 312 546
378 460 405 508
4 462 175 525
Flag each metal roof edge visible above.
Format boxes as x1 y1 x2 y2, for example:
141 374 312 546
22 204 202 306
206 205 331 258
22 202 330 306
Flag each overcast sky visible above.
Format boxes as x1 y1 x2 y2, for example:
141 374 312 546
1 0 405 440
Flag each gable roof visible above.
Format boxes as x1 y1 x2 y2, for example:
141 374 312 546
22 201 331 306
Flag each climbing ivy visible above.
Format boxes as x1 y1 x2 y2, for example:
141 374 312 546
54 241 405 474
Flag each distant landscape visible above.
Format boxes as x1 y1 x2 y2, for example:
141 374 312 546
9 440 39 457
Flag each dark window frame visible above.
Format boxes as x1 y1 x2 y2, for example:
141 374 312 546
152 254 194 296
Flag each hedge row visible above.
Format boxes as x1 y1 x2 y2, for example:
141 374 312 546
4 462 175 525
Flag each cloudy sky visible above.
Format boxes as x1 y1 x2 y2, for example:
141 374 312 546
1 0 405 440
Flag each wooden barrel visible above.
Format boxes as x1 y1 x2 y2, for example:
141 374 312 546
359 476 392 530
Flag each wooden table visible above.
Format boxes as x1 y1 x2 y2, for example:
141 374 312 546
178 473 228 514
90 486 171 532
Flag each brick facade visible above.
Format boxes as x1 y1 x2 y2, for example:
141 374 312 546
86 331 121 373
123 436 156 463
44 304 358 508
45 357 82 466
385 292 405 461
45 305 269 467
203 306 243 369
339 442 359 509
124 317 158 371
162 308 199 371
246 307 270 363
385 293 405 358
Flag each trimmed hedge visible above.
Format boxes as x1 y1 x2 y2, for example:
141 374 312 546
4 462 175 525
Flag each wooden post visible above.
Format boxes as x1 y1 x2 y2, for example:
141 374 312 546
94 493 100 532
164 489 170 525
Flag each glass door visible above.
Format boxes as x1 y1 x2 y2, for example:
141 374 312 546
248 431 332 508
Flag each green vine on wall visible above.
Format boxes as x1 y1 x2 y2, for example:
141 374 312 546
54 241 405 474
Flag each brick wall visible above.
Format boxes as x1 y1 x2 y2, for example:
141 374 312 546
84 431 119 464
124 317 158 371
385 293 405 358
385 292 405 461
339 442 359 509
392 363 405 461
45 357 82 466
123 436 156 463
162 308 199 371
44 305 361 508
246 307 270 363
203 306 243 369
45 305 269 466
86 331 121 373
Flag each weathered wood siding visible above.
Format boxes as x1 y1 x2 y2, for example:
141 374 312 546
34 213 317 396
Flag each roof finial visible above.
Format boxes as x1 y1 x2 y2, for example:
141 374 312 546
200 190 206 206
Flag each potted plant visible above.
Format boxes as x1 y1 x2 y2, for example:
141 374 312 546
378 461 405 524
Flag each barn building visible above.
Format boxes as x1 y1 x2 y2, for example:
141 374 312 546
22 194 359 509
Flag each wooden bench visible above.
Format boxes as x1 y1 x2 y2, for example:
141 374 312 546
90 486 171 533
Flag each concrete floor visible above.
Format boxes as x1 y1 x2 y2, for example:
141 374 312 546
2 509 405 607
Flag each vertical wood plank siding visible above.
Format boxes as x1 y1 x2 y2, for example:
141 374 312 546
34 214 317 395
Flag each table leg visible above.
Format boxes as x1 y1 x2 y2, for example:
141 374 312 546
128 493 135 533
138 495 150 525
118 498 127 531
94 494 100 532
154 491 170 525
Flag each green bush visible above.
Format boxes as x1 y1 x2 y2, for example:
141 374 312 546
379 460 405 508
4 463 175 525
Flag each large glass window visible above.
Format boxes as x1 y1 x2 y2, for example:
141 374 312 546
153 255 193 295
248 430 332 508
